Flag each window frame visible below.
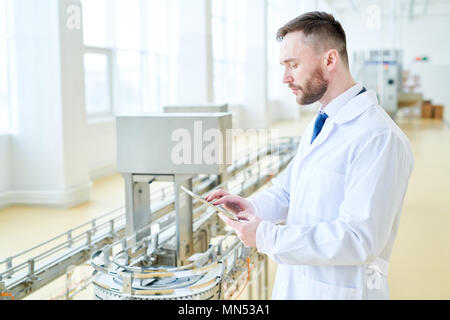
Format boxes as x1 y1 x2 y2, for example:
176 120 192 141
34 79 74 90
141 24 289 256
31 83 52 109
83 46 115 120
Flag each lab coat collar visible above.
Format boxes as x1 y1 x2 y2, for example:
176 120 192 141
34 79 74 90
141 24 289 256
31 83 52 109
304 85 378 154
321 83 363 118
331 89 379 125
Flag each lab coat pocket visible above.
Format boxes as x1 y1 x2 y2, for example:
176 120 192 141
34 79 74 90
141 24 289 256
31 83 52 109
299 274 363 300
304 167 345 223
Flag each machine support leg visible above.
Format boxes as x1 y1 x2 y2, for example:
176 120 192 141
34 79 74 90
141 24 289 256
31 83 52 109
122 173 151 245
174 175 194 266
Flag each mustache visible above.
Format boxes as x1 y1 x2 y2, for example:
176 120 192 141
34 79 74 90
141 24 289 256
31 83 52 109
289 85 302 90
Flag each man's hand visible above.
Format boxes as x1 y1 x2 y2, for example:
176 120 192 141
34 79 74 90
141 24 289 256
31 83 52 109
205 189 255 215
218 211 262 248
206 189 260 247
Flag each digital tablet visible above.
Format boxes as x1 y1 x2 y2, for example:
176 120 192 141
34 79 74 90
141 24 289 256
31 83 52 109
180 186 239 221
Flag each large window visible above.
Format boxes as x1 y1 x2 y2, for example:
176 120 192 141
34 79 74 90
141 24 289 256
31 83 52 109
267 0 284 102
81 0 180 117
84 51 112 116
0 0 13 132
211 0 246 105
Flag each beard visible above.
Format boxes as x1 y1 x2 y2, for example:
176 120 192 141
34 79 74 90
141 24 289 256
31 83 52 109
292 66 329 105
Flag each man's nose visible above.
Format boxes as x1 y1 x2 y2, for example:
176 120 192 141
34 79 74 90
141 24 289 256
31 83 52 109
282 70 293 84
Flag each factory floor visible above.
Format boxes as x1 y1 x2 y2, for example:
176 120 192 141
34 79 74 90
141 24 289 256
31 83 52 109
1 108 450 300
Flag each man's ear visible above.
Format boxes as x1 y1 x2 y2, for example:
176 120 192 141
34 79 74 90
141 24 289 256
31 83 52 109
324 49 338 71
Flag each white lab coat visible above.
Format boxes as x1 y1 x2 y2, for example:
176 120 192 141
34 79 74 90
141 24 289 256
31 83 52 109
248 86 414 300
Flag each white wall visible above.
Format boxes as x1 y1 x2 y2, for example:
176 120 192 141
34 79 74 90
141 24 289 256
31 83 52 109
58 0 91 201
399 14 450 121
0 135 10 207
410 64 450 122
398 9 450 67
87 119 117 180
11 0 65 192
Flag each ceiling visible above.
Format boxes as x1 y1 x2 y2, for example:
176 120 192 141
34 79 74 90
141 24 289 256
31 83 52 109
326 0 450 19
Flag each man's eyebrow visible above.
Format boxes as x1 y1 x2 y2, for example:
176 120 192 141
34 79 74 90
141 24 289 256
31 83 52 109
280 58 298 65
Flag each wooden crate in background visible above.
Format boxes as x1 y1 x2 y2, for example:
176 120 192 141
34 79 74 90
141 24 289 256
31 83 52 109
433 105 444 120
421 101 433 118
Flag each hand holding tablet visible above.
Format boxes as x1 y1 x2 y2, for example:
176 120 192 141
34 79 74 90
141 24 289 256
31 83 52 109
180 186 240 221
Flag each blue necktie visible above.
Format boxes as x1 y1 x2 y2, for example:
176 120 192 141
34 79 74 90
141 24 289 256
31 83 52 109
310 87 367 144
357 87 367 95
311 112 329 144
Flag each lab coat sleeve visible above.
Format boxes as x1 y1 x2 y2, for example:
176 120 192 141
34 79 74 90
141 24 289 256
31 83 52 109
246 156 296 224
256 131 414 266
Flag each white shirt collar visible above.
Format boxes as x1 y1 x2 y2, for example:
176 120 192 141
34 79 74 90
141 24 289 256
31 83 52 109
319 83 363 118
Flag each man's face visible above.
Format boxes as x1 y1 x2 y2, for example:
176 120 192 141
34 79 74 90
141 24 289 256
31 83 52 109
279 31 329 105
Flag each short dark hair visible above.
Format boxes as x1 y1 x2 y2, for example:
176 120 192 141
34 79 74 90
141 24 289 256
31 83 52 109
276 11 349 66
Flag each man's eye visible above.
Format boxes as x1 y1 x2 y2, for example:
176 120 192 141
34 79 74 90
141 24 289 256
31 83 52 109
291 64 298 69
